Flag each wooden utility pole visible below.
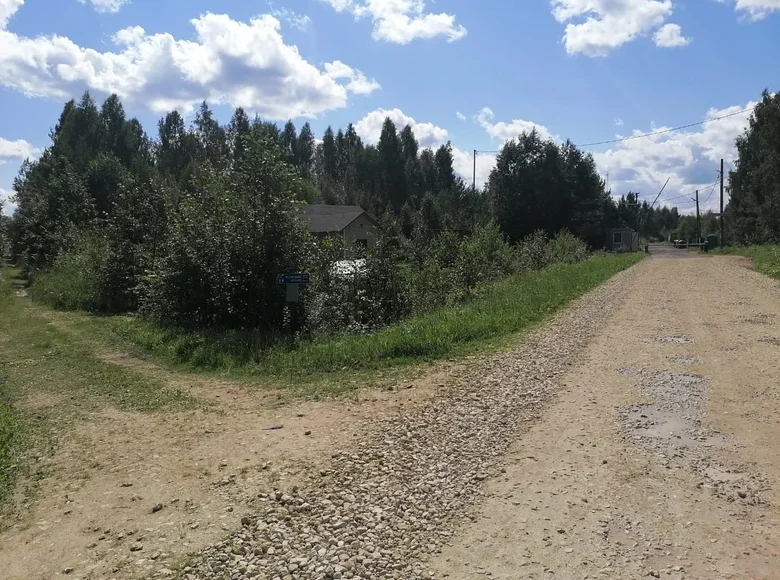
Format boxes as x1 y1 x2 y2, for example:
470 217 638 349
720 158 725 247
695 189 701 243
472 149 477 193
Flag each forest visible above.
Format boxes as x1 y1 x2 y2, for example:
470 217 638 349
1 90 741 340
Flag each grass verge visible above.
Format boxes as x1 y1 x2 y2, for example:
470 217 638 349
81 253 643 383
0 268 194 515
716 245 780 279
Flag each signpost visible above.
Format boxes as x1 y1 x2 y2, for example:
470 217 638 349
277 273 309 302
276 273 310 285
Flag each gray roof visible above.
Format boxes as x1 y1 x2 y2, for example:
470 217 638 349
301 205 375 233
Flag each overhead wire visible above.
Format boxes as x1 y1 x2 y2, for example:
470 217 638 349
472 105 749 210
473 104 756 156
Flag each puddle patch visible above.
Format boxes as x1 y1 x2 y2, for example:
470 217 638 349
658 336 694 344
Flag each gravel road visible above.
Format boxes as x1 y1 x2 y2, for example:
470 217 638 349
10 250 777 580
171 267 639 580
171 250 780 580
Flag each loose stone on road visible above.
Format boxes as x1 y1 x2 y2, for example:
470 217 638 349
175 251 780 580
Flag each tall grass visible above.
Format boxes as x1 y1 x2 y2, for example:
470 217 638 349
103 253 643 378
717 245 780 279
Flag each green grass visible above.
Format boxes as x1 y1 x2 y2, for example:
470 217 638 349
716 245 780 279
82 253 643 383
0 267 195 514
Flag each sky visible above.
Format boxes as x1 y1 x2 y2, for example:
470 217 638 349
1 0 779 216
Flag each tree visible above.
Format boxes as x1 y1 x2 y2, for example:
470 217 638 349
157 111 198 185
280 120 298 167
400 125 422 201
296 122 315 180
729 89 780 244
143 132 311 329
377 118 407 213
193 101 228 168
228 107 252 164
320 126 339 183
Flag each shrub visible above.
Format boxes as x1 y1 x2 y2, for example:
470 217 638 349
31 234 110 311
547 230 590 264
140 135 312 330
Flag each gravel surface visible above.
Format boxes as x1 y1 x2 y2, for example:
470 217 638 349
169 270 636 580
618 367 771 508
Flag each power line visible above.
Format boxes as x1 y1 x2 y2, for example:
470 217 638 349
658 177 720 206
578 106 754 147
473 104 756 156
700 180 719 205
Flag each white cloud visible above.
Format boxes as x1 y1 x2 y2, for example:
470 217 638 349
653 23 691 47
0 187 15 215
615 118 624 126
324 60 381 95
319 0 467 43
267 3 312 31
0 2 379 118
0 136 37 160
452 148 496 190
355 107 449 148
717 0 780 20
551 0 674 55
476 107 557 142
76 0 130 14
593 102 755 212
456 111 466 121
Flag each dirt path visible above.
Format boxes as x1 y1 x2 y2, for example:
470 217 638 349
432 250 780 580
0 357 451 580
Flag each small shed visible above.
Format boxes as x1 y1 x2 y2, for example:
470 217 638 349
302 205 378 254
607 228 639 252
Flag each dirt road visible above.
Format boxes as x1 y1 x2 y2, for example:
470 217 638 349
432 250 780 580
3 250 780 580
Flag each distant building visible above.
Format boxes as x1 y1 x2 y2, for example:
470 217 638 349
301 205 378 255
608 228 639 252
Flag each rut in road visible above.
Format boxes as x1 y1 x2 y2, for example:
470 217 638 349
173 268 638 580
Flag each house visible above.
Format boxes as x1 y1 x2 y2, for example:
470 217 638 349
607 228 639 252
301 205 378 253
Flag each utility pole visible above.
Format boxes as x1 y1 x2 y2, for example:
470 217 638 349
720 158 725 247
472 149 477 194
695 190 701 244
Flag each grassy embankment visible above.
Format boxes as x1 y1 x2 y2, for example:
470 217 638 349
79 253 645 381
0 268 193 516
716 245 780 279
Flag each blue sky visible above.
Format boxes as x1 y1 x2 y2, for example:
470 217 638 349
1 0 779 216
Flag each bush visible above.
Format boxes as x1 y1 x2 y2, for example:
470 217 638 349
31 232 141 313
31 234 108 311
516 230 551 271
546 230 590 264
140 135 312 330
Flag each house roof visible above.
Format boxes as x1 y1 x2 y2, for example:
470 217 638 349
301 204 376 233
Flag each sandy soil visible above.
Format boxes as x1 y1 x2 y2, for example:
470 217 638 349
431 249 780 579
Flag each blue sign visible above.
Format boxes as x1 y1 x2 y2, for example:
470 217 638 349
276 273 310 285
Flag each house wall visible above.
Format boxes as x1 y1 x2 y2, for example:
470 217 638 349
608 229 639 252
343 216 377 251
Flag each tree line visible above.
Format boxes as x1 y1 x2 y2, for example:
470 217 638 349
727 90 780 245
4 92 682 334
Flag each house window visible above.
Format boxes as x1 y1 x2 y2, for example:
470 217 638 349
613 232 623 245
356 238 368 248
